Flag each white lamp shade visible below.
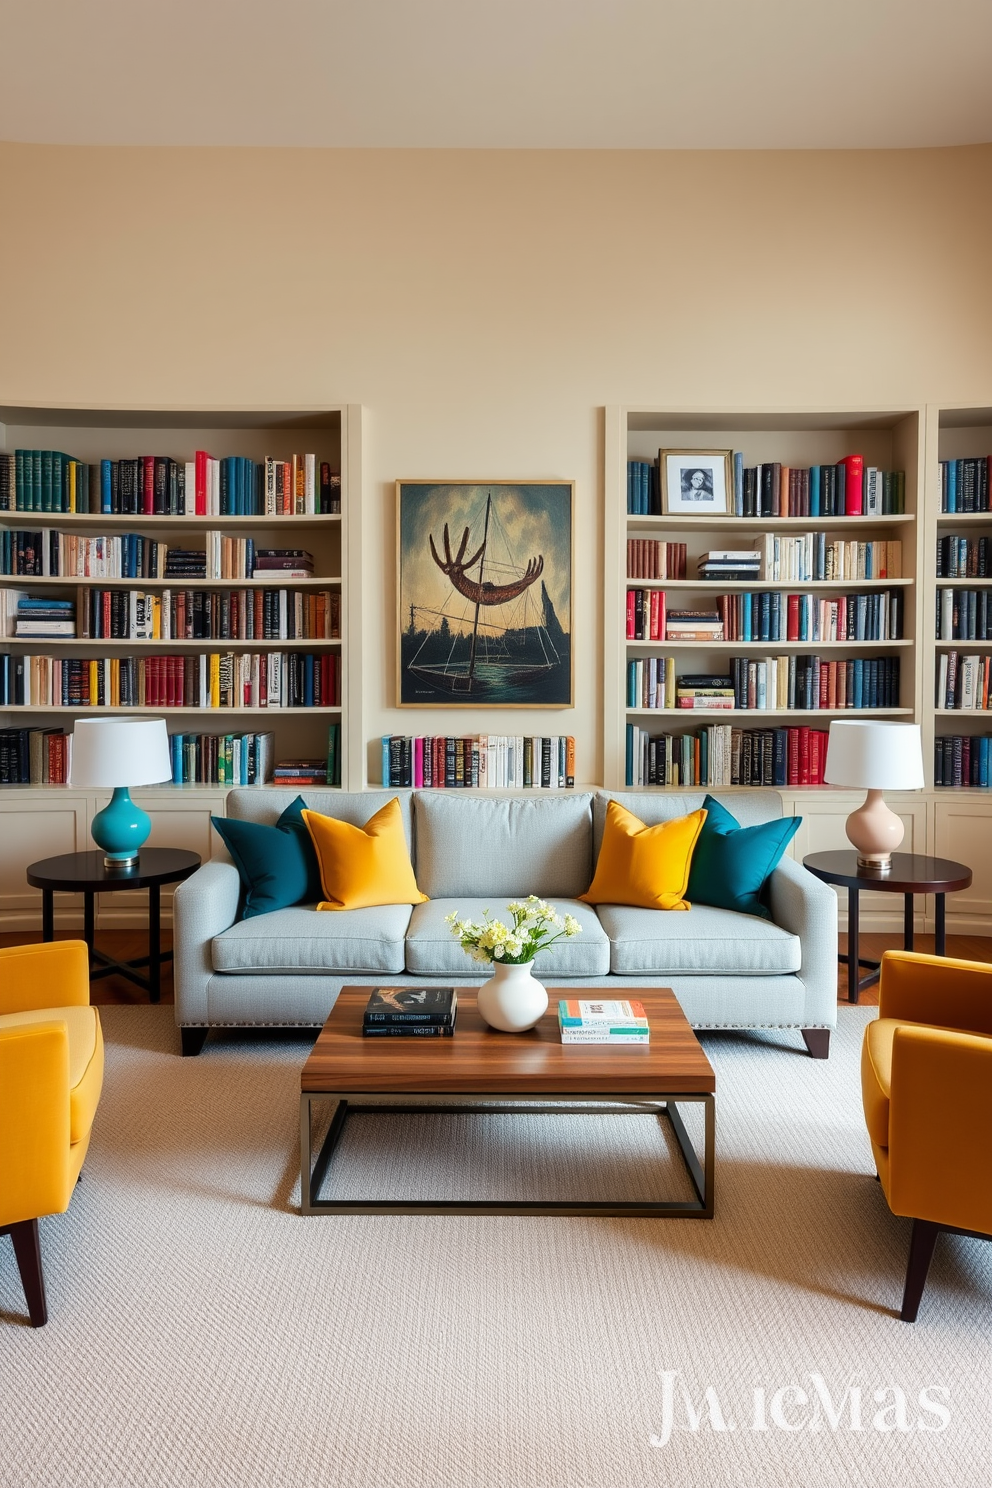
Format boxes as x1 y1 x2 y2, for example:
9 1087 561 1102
69 717 173 788
823 720 925 790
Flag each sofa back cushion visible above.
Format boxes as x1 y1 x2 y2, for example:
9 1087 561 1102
592 790 782 861
226 789 415 848
413 792 594 899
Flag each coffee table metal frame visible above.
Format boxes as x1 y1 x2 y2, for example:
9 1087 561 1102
300 1090 714 1219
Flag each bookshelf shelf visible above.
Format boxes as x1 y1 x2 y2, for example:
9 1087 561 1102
625 577 913 591
626 640 913 652
0 513 342 529
2 638 342 649
625 707 915 719
2 704 343 715
2 575 343 588
626 514 915 531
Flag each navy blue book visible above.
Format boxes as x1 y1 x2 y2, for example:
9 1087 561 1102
364 987 457 1029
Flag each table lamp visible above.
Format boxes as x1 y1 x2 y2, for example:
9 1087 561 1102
69 717 173 869
823 720 925 873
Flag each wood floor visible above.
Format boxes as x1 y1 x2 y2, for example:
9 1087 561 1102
3 927 992 1008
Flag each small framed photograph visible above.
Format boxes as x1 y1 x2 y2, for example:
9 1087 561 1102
660 450 733 516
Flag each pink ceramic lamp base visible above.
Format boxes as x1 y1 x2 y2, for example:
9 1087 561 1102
845 788 904 873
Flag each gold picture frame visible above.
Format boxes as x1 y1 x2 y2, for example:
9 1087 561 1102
396 480 574 707
660 449 734 516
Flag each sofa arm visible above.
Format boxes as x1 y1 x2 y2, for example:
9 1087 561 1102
766 855 838 1026
173 862 241 1024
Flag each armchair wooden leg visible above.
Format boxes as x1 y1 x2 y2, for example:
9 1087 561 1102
7 1218 48 1327
901 1218 940 1322
801 1029 830 1059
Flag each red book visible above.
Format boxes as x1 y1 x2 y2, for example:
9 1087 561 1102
143 455 155 515
799 726 811 785
840 454 864 516
195 450 208 516
626 590 635 639
787 727 799 785
786 593 800 642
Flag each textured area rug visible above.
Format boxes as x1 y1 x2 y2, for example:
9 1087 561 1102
1 1007 989 1488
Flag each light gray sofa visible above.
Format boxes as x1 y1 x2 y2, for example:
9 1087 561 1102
173 788 838 1057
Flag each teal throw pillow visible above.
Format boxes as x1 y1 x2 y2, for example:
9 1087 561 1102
686 795 800 920
211 796 323 919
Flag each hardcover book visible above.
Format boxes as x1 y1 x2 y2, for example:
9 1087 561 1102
363 986 457 1027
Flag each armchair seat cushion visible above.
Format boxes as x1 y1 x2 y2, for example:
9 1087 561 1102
404 899 610 977
211 904 413 975
0 1005 104 1145
596 904 802 976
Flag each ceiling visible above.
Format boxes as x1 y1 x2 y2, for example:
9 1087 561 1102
2 0 991 150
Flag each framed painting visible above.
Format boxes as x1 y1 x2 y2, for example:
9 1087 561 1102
397 480 573 706
660 449 733 516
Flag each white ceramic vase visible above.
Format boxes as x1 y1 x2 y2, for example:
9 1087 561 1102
476 959 549 1033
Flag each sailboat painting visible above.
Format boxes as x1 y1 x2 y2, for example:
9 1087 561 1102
397 481 573 706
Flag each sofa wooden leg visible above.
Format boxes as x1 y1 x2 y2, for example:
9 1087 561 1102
8 1218 48 1327
181 1027 209 1057
801 1028 830 1059
901 1218 940 1322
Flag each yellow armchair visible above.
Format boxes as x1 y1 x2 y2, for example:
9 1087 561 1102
0 941 104 1327
861 949 992 1321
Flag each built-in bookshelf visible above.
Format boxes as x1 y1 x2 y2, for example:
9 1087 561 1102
929 405 992 790
606 409 922 792
0 405 362 790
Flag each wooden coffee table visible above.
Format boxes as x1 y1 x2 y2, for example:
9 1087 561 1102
300 986 715 1218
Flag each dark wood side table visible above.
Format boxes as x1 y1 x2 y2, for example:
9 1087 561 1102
803 851 973 1004
26 848 201 1003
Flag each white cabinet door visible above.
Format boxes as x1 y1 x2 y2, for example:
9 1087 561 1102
933 799 992 932
0 793 89 932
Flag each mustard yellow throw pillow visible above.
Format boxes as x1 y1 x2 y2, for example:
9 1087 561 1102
302 799 428 911
579 801 707 912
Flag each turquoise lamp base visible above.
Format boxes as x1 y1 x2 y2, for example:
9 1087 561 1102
90 787 152 870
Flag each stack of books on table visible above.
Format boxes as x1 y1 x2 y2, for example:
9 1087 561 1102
664 609 724 642
697 550 762 582
558 1000 650 1044
676 674 736 710
362 987 457 1037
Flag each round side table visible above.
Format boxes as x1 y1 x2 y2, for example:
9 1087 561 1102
802 851 973 1004
26 848 201 1003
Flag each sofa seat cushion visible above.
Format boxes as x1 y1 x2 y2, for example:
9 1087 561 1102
0 1005 104 1144
595 903 802 976
405 899 611 977
211 905 412 975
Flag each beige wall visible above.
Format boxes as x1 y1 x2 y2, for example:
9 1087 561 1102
2 143 992 782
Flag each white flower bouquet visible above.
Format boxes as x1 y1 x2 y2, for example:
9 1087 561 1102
445 896 581 966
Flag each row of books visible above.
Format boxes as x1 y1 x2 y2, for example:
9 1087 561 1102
936 535 992 578
381 734 576 790
626 723 830 787
934 735 992 789
0 529 319 581
0 651 342 709
939 457 991 514
0 587 342 642
173 725 341 786
627 454 906 517
0 451 340 517
625 540 688 580
936 653 992 711
627 657 901 712
0 726 69 784
935 589 992 642
754 533 902 583
626 588 903 643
